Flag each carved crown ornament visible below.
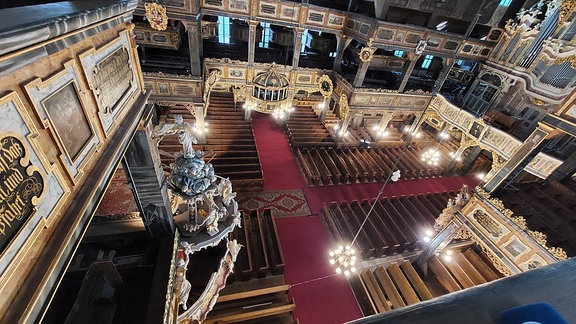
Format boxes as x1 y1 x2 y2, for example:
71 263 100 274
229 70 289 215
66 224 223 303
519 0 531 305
358 38 376 63
474 187 568 260
144 2 168 31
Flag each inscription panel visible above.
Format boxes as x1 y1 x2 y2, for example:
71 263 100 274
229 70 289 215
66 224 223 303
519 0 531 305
0 136 44 253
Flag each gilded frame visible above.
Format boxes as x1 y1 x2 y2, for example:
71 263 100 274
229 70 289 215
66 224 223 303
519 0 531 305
24 59 100 184
0 92 68 282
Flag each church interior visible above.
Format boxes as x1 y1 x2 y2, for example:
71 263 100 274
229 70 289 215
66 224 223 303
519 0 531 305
1 0 576 323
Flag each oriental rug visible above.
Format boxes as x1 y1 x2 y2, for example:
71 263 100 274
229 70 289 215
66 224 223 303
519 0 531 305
237 189 311 217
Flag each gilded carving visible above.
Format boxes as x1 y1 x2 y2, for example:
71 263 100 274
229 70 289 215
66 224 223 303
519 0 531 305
491 151 506 171
358 38 376 63
473 209 504 238
338 94 350 120
145 2 169 31
554 55 576 69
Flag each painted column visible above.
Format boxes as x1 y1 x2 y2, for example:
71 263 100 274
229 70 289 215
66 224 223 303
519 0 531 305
398 53 421 92
193 103 207 144
333 34 352 72
483 124 552 193
319 96 329 122
292 27 304 69
184 20 203 76
248 20 259 66
432 58 455 93
353 59 370 88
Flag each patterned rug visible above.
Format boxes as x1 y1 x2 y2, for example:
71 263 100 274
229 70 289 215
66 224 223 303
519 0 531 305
237 189 311 217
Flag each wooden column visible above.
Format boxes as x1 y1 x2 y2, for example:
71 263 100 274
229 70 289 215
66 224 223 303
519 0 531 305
483 124 552 193
184 20 203 76
432 58 455 93
353 59 370 88
333 34 352 72
248 20 259 66
398 53 421 92
292 27 304 69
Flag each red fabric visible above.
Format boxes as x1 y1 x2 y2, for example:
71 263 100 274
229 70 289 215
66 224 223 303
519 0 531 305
275 216 363 324
251 112 306 190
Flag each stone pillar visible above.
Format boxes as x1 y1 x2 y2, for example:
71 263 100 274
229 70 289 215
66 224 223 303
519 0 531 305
483 125 552 193
184 20 203 76
333 34 352 72
432 58 455 93
248 20 259 66
123 113 175 240
292 27 304 69
353 59 370 88
398 53 420 92
550 148 576 181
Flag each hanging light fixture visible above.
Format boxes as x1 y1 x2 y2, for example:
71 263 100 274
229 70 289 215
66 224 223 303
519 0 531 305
328 245 357 277
421 148 440 165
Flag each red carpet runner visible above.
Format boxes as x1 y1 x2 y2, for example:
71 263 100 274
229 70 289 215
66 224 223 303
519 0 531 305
250 112 480 323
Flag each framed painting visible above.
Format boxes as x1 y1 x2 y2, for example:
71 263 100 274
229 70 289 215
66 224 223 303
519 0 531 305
24 59 100 183
41 81 93 162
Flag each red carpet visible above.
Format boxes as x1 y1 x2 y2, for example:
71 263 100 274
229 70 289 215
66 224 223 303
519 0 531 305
251 112 306 190
275 216 363 323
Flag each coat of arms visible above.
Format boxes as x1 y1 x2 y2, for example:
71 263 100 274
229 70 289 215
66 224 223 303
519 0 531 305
145 2 168 31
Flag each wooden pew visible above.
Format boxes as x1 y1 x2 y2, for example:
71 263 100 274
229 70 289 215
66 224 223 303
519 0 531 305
259 209 285 275
453 251 487 285
387 263 420 305
374 266 405 309
350 273 378 316
429 257 462 293
361 269 390 313
247 211 270 278
463 249 501 282
360 200 401 255
400 261 433 301
231 213 253 281
442 255 476 289
351 200 389 256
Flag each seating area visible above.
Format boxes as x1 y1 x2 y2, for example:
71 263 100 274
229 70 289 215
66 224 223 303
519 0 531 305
229 209 285 282
351 247 503 316
349 261 432 316
321 192 451 258
427 247 502 295
284 101 335 148
158 94 264 191
496 180 576 257
205 278 296 323
206 209 293 323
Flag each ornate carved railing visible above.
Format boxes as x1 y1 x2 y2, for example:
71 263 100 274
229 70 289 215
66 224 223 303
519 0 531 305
430 94 562 178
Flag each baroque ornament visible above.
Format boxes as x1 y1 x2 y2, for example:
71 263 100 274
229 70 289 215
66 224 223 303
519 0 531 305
358 38 376 63
145 2 168 31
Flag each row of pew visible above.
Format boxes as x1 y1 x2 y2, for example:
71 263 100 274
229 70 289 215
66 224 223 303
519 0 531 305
321 192 451 259
350 261 433 316
351 248 502 316
205 282 296 323
297 146 448 186
158 94 264 191
284 103 335 148
229 209 285 282
427 248 502 294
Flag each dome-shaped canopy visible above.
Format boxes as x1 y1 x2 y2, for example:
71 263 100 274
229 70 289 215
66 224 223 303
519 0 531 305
253 64 289 89
251 63 290 102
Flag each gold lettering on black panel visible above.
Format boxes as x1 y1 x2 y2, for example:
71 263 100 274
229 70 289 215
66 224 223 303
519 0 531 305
0 135 44 252
92 47 133 113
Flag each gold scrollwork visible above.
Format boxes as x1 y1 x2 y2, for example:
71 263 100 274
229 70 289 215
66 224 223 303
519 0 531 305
338 94 350 120
358 38 376 63
555 55 576 69
559 0 576 26
317 74 333 98
145 2 168 31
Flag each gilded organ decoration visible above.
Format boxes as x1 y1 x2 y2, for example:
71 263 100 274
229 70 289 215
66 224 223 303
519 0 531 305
0 135 44 253
91 47 133 114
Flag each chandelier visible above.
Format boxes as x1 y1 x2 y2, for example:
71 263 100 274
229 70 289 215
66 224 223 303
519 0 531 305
421 148 440 165
328 245 357 277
